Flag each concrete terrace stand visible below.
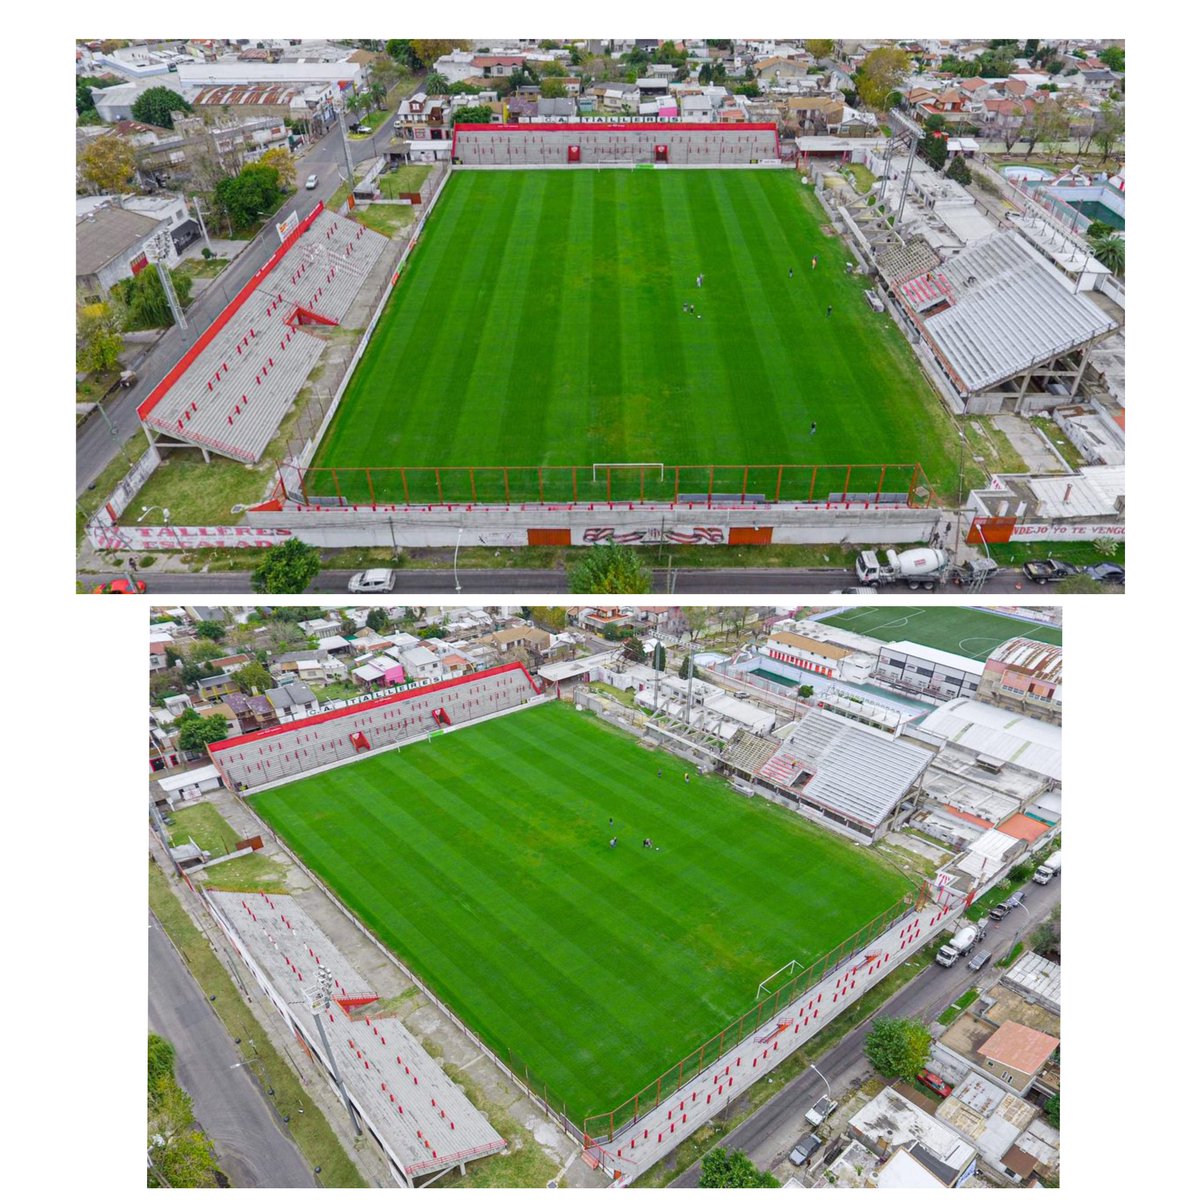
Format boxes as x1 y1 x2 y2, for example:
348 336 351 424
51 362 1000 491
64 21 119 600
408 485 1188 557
207 891 505 1186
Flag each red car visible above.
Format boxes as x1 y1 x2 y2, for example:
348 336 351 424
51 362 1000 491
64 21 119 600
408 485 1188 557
915 1069 953 1098
92 578 148 594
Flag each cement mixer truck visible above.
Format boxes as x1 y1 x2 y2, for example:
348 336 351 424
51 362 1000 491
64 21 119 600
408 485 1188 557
855 547 949 589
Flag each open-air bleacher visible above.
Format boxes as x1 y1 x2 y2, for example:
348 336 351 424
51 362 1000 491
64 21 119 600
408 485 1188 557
757 747 809 788
209 891 505 1182
138 207 388 464
210 663 543 790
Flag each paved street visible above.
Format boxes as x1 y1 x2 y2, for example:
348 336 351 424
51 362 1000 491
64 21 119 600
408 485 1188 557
148 910 316 1188
92 565 1029 595
668 873 1061 1185
77 118 398 497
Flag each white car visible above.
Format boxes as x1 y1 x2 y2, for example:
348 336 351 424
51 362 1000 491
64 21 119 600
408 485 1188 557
305 174 319 189
348 569 395 594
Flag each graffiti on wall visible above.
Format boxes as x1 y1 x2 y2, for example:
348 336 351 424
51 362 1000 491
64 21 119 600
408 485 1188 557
583 526 724 545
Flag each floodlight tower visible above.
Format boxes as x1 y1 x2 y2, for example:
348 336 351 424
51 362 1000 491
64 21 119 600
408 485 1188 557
335 99 358 195
309 965 362 1134
886 108 926 227
147 232 189 345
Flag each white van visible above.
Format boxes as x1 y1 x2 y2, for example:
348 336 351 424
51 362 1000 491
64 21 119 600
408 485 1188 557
348 569 396 594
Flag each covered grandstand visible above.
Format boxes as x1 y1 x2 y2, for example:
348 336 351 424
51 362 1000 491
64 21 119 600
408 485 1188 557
880 230 1117 404
209 663 543 790
451 122 779 166
137 204 388 464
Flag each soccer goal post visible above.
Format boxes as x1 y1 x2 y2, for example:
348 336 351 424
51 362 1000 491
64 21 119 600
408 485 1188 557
757 959 802 999
591 462 665 483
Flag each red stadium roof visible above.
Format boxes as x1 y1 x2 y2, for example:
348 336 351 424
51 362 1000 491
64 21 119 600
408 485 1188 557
207 661 540 752
452 122 777 133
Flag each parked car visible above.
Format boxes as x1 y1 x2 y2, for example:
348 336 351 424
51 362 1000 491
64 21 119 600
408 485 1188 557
348 568 396 593
915 1069 952 1098
988 904 1010 922
829 586 877 594
967 949 992 971
789 1133 823 1166
1084 561 1125 585
92 578 147 594
305 173 319 189
805 1095 838 1126
1022 559 1080 584
1005 890 1026 910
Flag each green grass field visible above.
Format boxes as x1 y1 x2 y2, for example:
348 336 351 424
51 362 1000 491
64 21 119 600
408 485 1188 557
311 169 962 505
249 703 908 1122
817 605 1063 660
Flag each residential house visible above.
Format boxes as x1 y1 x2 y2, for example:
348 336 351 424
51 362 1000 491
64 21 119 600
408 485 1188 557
394 93 451 141
209 653 254 674
592 83 640 112
537 97 577 119
270 652 346 685
938 998 1060 1101
472 55 526 78
783 96 844 133
477 624 553 657
150 632 174 672
299 617 343 641
848 1086 978 1186
266 682 320 722
352 654 406 688
195 673 237 702
439 652 472 678
225 691 278 734
432 49 479 83
754 55 812 85
398 645 443 683
976 639 1063 726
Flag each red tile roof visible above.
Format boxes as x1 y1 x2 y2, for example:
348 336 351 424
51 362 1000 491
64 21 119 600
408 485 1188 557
996 813 1053 843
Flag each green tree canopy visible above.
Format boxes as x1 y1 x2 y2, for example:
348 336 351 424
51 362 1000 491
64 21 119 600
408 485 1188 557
251 538 322 594
366 607 390 633
213 163 282 235
678 653 692 680
566 540 652 593
855 46 912 109
411 40 458 67
864 1015 931 1080
80 135 137 192
623 637 646 663
698 1147 781 1188
113 265 194 331
540 77 567 98
530 606 567 631
148 1034 219 1187
651 642 667 672
386 39 418 69
452 103 495 125
1098 46 1124 72
423 71 450 95
76 301 124 374
193 619 226 641
232 661 275 694
131 85 192 129
804 39 835 60
946 155 972 186
1044 1092 1060 1128
174 709 230 754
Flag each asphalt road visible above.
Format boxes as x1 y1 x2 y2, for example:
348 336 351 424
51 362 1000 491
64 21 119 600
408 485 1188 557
148 910 317 1188
668 873 1061 1185
95 566 1029 596
77 119 398 497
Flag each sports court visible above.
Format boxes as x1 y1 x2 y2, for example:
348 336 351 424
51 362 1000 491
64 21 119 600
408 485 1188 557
309 169 961 503
249 702 907 1121
817 606 1062 660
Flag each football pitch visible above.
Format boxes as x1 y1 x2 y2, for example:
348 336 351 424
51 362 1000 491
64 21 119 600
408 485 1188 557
817 606 1063 660
310 169 961 504
248 703 908 1121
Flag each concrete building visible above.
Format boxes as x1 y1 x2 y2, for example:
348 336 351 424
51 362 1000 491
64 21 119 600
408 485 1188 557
848 1086 978 1185
918 698 1062 785
764 628 867 681
76 193 198 300
976 638 1063 726
874 641 983 701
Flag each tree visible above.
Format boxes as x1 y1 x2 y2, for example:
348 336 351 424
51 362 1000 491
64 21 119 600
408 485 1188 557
946 155 972 186
452 104 495 125
132 86 192 129
804 39 835 61
232 661 275 694
566 540 651 593
1089 233 1124 276
855 46 912 110
423 71 450 95
258 146 296 190
186 639 224 664
339 617 358 637
540 77 567 98
797 684 815 699
213 163 282 235
1024 95 1068 160
530 606 567 632
410 40 458 67
698 1147 781 1188
921 126 948 170
193 620 226 641
148 1035 219 1188
1044 1092 1060 1129
251 538 321 594
733 81 761 97
114 266 194 331
386 39 418 69
652 642 667 672
76 301 124 374
77 75 117 116
80 135 137 192
1094 100 1125 162
174 709 230 754
623 637 646 664
1031 916 1060 958
366 607 390 633
864 1016 931 1080
678 653 692 680
1099 46 1124 72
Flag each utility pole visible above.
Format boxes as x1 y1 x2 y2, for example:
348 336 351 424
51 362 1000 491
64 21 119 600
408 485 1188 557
685 647 695 726
311 966 361 1134
192 196 212 251
336 104 357 196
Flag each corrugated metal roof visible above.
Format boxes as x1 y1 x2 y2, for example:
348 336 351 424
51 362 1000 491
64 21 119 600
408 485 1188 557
783 711 934 828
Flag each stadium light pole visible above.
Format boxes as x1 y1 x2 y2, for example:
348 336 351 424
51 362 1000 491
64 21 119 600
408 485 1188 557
955 429 968 561
311 965 362 1135
453 527 464 593
808 1062 832 1100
